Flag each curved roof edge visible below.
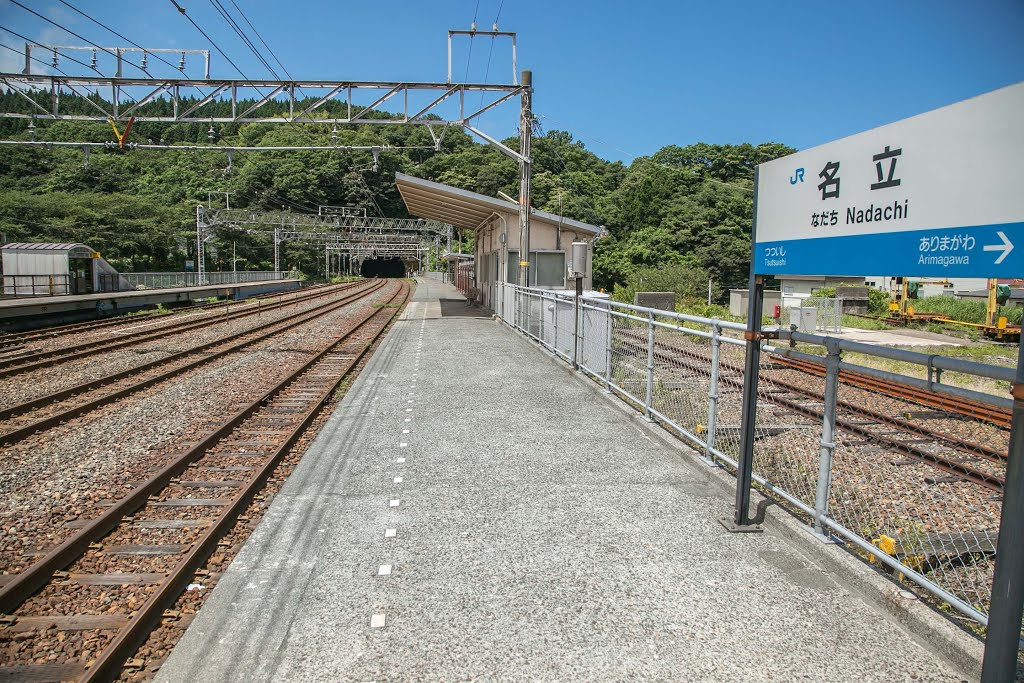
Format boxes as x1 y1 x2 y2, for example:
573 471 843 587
395 173 600 235
2 242 94 252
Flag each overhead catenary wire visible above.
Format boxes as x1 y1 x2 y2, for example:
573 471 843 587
227 0 295 80
55 0 185 75
53 0 214 103
0 26 84 74
168 0 262 94
7 0 151 75
208 0 280 79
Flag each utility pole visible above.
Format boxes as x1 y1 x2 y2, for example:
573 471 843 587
195 205 206 286
517 69 533 289
273 226 281 274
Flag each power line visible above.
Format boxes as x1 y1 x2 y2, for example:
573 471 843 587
0 25 89 72
227 0 295 80
168 0 257 84
463 0 481 82
0 40 70 76
208 0 279 78
55 0 193 76
0 27 79 74
7 0 150 74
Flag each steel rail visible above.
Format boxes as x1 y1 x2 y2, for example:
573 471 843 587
650 343 1006 492
0 280 402 616
0 283 331 346
772 355 1012 429
621 326 1009 462
0 281 359 378
78 282 409 683
0 280 386 445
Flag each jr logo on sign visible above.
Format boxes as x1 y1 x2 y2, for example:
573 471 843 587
790 168 804 185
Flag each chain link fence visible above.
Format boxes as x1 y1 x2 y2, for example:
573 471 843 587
495 281 1009 633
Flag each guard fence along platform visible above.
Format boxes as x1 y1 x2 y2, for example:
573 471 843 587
156 277 975 682
494 281 1009 636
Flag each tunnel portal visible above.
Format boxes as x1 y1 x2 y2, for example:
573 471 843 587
360 257 407 278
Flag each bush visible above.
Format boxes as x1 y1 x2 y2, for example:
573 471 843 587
907 296 1023 325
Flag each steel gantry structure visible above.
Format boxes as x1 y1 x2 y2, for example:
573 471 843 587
0 29 536 288
197 206 452 282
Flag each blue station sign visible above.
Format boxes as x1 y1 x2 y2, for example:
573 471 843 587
754 83 1024 278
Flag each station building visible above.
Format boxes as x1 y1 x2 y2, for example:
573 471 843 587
395 173 602 308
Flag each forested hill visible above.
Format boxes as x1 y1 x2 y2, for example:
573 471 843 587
0 90 794 300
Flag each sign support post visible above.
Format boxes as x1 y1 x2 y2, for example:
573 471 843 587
981 342 1024 682
730 82 1024 673
725 168 764 532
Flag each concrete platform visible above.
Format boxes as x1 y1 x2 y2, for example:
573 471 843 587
0 278 301 328
157 278 972 683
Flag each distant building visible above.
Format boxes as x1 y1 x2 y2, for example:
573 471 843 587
776 275 865 308
863 276 989 298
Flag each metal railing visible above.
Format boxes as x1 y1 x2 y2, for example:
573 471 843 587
108 271 288 291
495 281 1007 630
2 273 72 297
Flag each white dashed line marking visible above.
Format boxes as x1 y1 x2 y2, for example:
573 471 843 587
378 565 393 576
385 528 397 538
404 418 411 422
406 408 413 412
402 429 410 434
397 457 405 463
390 499 400 507
400 442 408 447
370 614 386 628
394 476 403 483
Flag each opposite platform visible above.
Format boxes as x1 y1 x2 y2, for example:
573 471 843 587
157 278 969 682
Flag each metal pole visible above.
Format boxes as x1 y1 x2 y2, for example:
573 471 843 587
517 69 532 289
273 226 280 274
644 309 655 421
573 277 583 370
813 338 841 537
726 167 763 532
981 340 1024 681
604 306 613 392
703 322 722 465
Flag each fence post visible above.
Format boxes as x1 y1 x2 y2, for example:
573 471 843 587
604 305 613 393
702 322 722 466
644 309 656 422
813 337 841 538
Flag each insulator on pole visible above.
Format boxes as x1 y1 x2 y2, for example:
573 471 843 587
51 49 58 69
90 49 97 69
140 51 148 70
179 51 186 70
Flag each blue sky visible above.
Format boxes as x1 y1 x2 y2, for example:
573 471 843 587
1 0 1022 163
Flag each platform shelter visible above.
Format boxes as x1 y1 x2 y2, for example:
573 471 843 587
396 173 602 308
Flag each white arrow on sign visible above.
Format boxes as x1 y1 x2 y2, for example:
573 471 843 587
983 231 1014 265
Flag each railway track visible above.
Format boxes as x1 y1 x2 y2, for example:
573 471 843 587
0 280 409 682
772 355 1012 429
0 282 358 379
0 284 328 349
619 333 1008 492
0 279 386 446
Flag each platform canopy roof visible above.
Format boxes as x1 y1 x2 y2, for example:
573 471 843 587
395 173 600 235
2 242 92 252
